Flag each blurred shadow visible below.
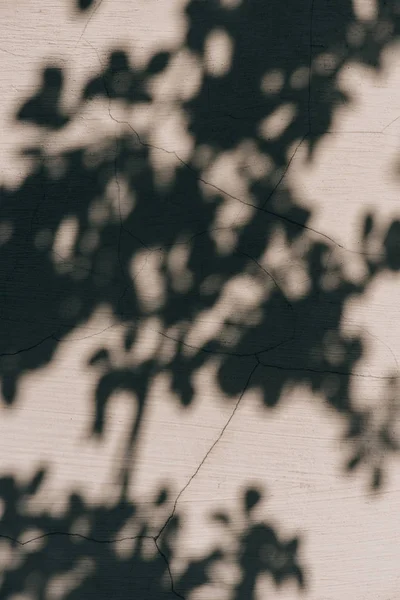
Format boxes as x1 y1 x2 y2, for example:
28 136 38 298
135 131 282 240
0 474 303 600
1 0 400 597
17 67 69 130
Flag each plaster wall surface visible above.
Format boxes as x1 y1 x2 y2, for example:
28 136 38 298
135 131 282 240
0 1 400 599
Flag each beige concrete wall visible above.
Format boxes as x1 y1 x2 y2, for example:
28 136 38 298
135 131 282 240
0 1 400 599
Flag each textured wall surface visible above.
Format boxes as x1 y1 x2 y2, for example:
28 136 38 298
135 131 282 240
1 1 400 599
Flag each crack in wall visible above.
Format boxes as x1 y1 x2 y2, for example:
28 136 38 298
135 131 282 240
0 363 259 599
155 362 259 542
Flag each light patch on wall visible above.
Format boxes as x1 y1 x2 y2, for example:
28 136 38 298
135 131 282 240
127 102 152 137
352 0 378 21
69 515 91 538
215 194 254 229
185 273 266 352
188 583 231 600
113 517 143 559
120 189 136 221
261 227 311 301
208 558 242 588
258 103 297 140
131 317 163 365
203 150 244 198
205 29 233 77
150 147 178 191
167 242 190 276
261 69 284 95
238 139 274 180
106 178 135 222
280 262 311 300
202 150 256 227
184 315 223 357
211 228 238 255
19 528 46 551
158 323 189 367
132 250 165 313
52 216 79 261
155 111 193 159
224 273 266 312
149 112 193 189
149 49 202 103
175 51 203 102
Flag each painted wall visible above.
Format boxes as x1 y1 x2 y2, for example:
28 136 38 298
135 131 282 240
0 1 400 598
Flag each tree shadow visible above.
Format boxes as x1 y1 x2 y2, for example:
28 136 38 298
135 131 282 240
0 472 303 600
1 0 400 596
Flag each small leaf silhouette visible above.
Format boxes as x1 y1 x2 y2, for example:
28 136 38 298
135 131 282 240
78 0 95 10
88 348 110 366
244 487 262 514
2 375 17 405
347 412 365 439
384 220 400 270
363 213 374 239
155 488 168 506
146 52 171 75
210 511 231 525
346 450 364 471
372 466 382 489
379 427 399 451
294 564 306 588
93 372 117 434
26 469 46 495
124 328 136 352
